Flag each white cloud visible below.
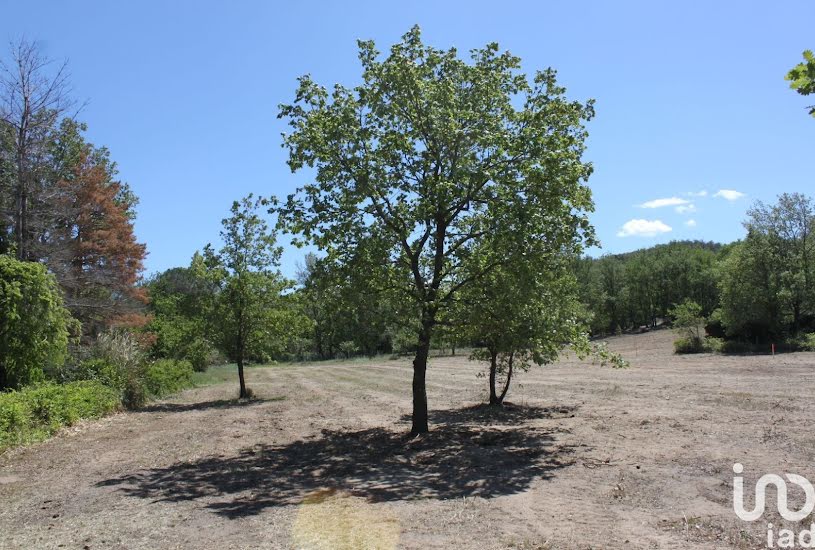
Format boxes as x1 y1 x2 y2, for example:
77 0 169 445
687 190 708 197
638 197 690 209
617 219 673 237
713 189 745 201
685 219 697 227
675 203 697 214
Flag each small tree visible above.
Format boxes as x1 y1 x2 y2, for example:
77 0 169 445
669 299 706 342
456 229 588 404
205 195 289 398
0 255 76 388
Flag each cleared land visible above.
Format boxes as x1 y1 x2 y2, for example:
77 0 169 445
1 330 814 549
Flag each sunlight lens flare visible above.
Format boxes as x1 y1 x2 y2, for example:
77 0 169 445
291 489 400 550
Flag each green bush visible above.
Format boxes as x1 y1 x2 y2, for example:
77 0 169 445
338 341 359 359
0 255 77 389
142 359 194 398
71 359 126 390
704 337 725 353
797 333 815 352
674 336 706 354
0 381 119 450
185 337 221 371
720 340 760 354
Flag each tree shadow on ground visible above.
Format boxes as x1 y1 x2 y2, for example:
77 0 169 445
137 397 282 414
405 403 579 426
98 404 582 519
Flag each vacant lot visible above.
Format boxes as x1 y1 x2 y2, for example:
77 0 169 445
1 330 813 549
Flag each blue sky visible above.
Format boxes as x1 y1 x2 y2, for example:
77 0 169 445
2 0 813 277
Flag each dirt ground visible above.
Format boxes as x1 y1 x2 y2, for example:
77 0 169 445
2 329 814 549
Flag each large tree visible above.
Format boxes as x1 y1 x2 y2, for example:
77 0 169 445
277 27 595 434
52 144 147 334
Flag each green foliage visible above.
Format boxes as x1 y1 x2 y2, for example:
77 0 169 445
673 336 705 354
63 330 148 409
704 337 725 353
718 193 815 340
786 50 815 117
296 252 400 359
146 252 221 370
669 299 706 340
0 381 119 450
673 336 726 354
62 333 195 408
0 255 77 389
185 337 221 372
337 341 359 359
142 359 194 398
71 359 126 390
463 252 590 401
277 26 596 431
389 326 418 356
205 195 305 397
574 241 722 335
801 333 815 351
589 343 630 369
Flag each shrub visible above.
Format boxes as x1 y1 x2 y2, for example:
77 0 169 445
674 336 705 354
0 255 77 389
591 342 630 368
86 330 150 409
0 381 119 450
142 359 194 398
720 340 759 354
704 337 725 353
338 341 359 359
92 331 144 371
185 337 221 371
70 359 126 390
797 333 815 352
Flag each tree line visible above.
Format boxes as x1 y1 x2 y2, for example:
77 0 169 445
574 192 815 350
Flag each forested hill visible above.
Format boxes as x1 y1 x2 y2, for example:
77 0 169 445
574 240 729 335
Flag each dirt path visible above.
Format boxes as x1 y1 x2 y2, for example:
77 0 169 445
2 330 814 549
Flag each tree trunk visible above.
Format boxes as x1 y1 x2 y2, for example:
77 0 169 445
237 356 248 399
411 320 432 435
488 351 499 406
498 351 515 404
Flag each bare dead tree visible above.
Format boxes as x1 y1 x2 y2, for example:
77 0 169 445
0 38 73 260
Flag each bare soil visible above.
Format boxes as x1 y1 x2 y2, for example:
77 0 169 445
2 330 814 549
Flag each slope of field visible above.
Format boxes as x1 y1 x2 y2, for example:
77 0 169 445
2 330 814 549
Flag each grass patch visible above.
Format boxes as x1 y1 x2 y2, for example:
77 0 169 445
191 363 239 387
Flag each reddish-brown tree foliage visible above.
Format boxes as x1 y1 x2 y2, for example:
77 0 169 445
51 151 147 336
